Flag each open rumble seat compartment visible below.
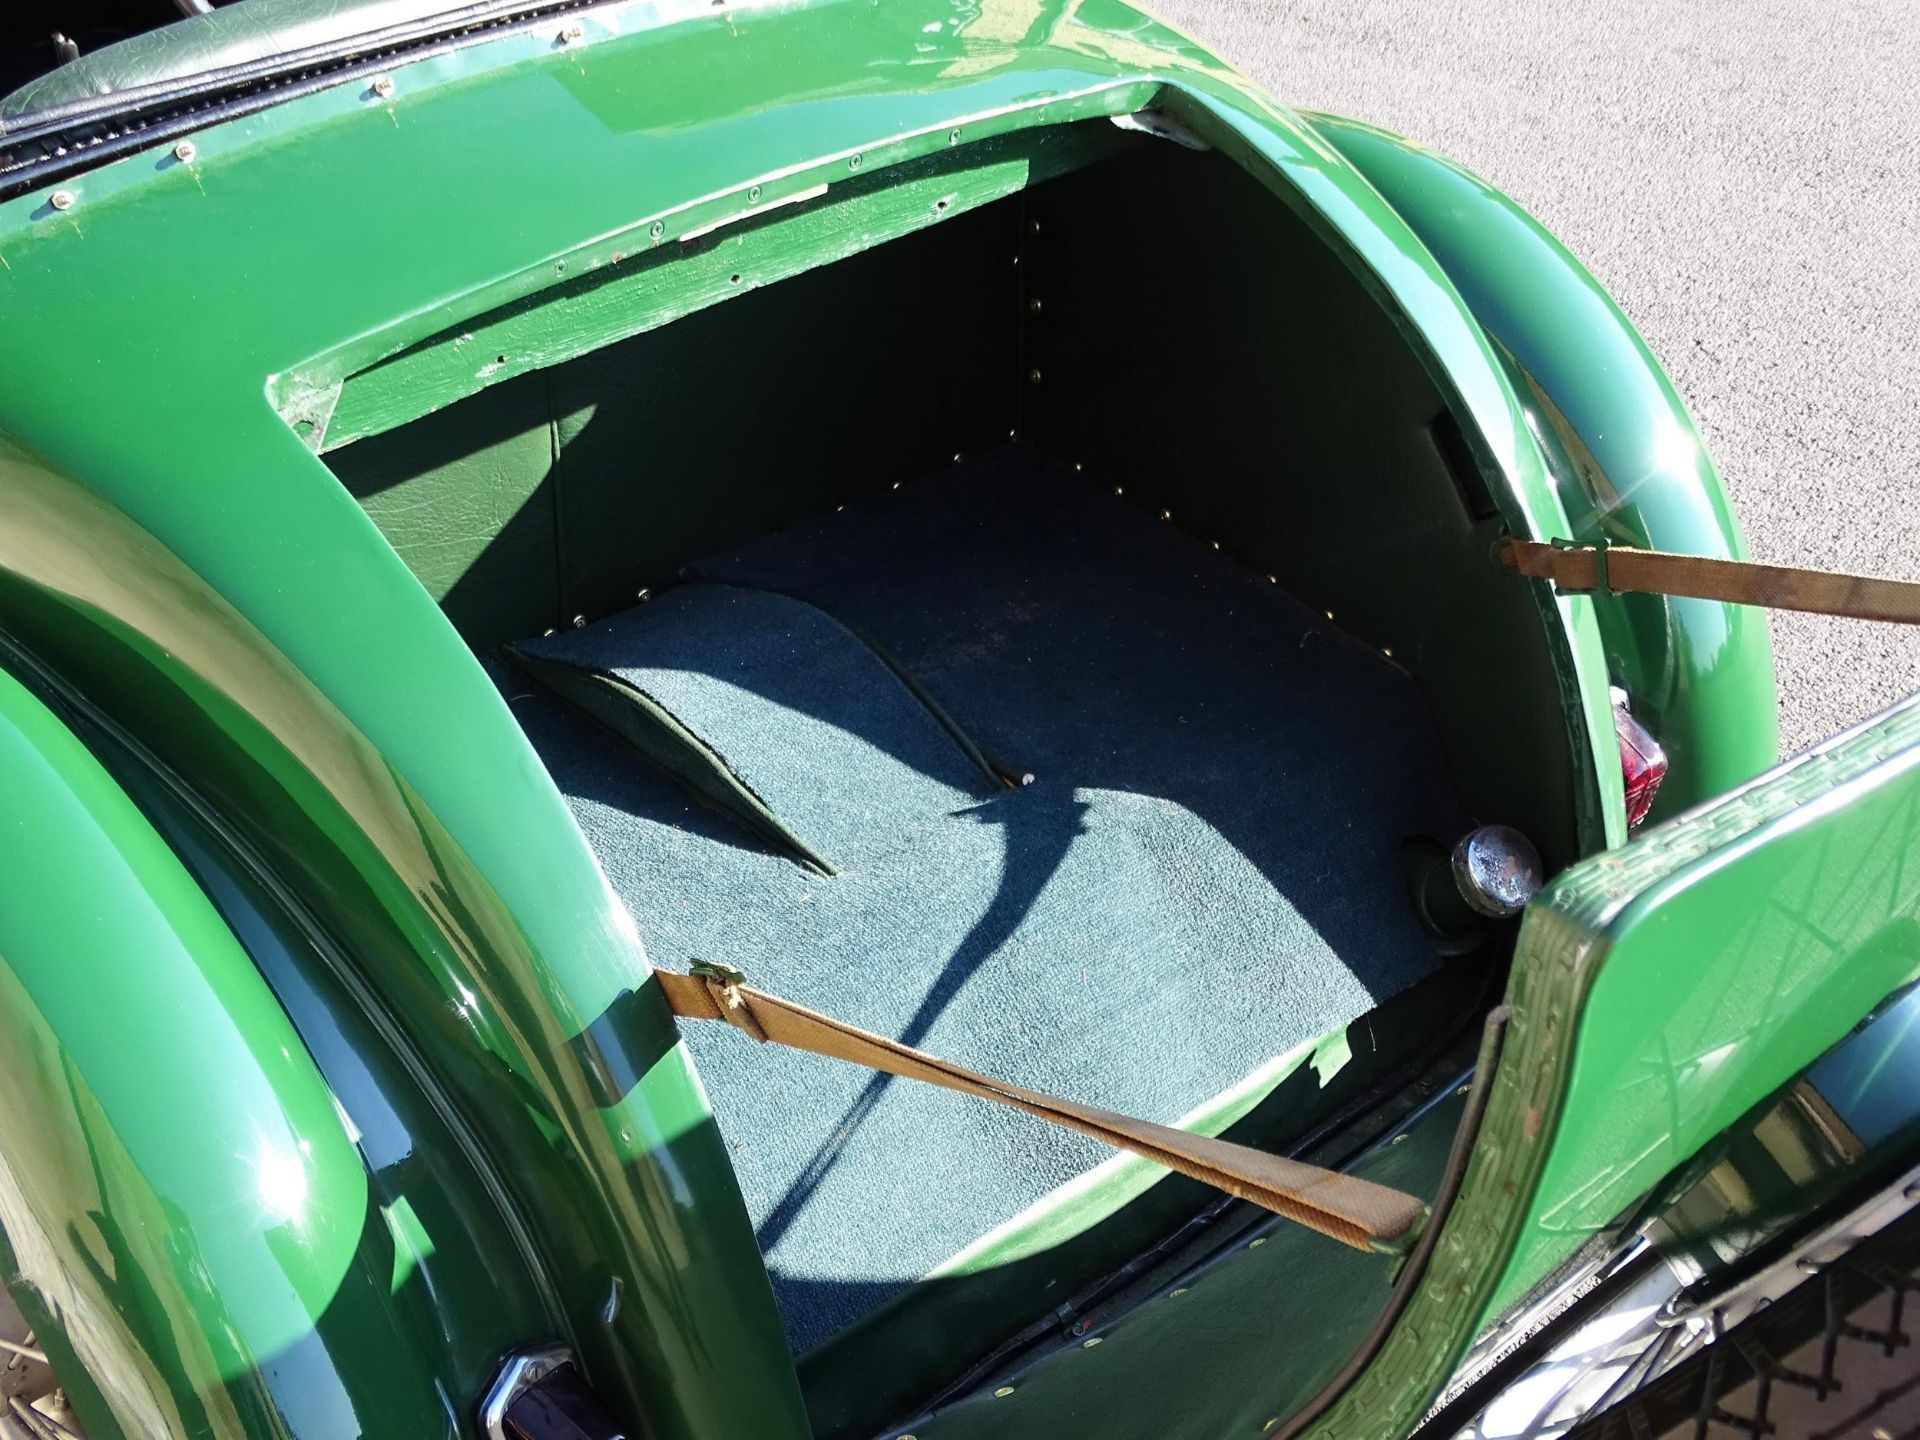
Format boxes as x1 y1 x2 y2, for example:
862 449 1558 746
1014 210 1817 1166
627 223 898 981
322 120 1581 1431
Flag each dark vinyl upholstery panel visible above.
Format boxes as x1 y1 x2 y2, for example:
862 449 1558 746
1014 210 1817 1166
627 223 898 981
1022 144 1579 866
328 196 1021 650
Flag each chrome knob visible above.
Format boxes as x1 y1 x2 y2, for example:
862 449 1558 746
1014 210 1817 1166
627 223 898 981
1450 825 1544 919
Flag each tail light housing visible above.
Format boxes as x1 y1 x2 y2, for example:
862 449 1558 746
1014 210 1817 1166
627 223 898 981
1611 686 1668 829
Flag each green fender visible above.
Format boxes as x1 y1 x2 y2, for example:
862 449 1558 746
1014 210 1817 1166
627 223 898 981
1307 115 1779 817
0 662 411 1437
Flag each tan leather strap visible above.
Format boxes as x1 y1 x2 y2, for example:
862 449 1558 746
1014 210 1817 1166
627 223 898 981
1501 538 1920 625
652 963 1428 1251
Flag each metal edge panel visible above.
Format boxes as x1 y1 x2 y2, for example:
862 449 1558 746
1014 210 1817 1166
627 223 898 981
1306 113 1780 817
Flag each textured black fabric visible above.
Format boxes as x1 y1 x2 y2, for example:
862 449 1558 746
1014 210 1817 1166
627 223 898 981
510 448 1465 1354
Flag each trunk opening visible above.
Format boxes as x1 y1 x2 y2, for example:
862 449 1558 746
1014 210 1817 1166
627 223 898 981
321 119 1582 1434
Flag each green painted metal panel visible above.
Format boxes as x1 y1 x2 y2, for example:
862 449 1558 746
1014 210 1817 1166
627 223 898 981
0 437 806 1438
0 663 399 1437
1298 695 1920 1440
1488 695 1920 1321
0 0 1689 1426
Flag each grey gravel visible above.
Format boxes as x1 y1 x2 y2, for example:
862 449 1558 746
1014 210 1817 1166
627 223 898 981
1155 0 1920 759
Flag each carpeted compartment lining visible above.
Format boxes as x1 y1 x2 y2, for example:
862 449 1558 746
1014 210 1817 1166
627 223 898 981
509 447 1467 1355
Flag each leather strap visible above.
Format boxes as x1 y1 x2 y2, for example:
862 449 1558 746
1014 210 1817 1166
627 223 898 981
652 963 1428 1251
1501 538 1920 625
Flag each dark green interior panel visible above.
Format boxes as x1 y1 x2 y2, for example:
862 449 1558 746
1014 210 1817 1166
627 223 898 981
329 195 1020 651
330 378 556 650
1020 143 1575 867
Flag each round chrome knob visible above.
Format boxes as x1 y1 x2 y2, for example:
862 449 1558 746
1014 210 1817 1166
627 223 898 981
1451 825 1544 918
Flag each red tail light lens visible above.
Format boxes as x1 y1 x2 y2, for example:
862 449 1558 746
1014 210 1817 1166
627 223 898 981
1611 687 1667 829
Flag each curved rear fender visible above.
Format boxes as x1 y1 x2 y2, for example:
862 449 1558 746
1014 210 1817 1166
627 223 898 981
0 435 804 1439
1305 114 1779 815
0 663 454 1437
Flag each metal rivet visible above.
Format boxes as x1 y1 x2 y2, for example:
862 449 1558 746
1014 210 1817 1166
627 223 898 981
1159 508 1172 522
748 185 761 203
948 128 961 145
542 628 556 637
571 614 586 628
1457 1082 1472 1095
1029 297 1043 312
172 140 196 164
1029 217 1042 233
369 75 396 99
891 481 902 490
636 588 651 602
1248 1236 1266 1248
1391 1132 1409 1144
1325 609 1335 620
1007 428 1017 439
1169 1287 1189 1298
993 1386 1015 1399
1113 486 1124 496
1383 646 1395 659
1266 575 1278 585
1081 1335 1102 1348
848 154 863 170
953 452 964 463
649 220 664 240
1028 368 1043 384
1262 1421 1280 1434
1211 541 1222 551
48 189 75 211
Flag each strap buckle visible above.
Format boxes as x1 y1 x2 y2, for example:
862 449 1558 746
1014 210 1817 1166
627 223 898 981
689 958 749 987
1550 535 1612 596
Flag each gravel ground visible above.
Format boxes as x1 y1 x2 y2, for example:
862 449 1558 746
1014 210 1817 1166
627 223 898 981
1154 0 1920 758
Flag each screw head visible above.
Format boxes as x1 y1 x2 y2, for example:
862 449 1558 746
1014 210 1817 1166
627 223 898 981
172 140 197 164
748 184 761 202
993 1386 1015 1399
848 153 863 170
369 75 396 99
649 220 665 240
557 23 584 43
48 189 75 211
1028 368 1043 384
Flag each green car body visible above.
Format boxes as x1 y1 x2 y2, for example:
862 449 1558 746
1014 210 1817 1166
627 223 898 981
5 2 1908 1437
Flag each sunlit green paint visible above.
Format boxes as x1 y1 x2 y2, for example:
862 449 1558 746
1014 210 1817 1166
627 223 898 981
0 0 1774 1430
1305 693 1920 1440
1309 114 1780 812
0 665 371 1436
1488 694 1920 1320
